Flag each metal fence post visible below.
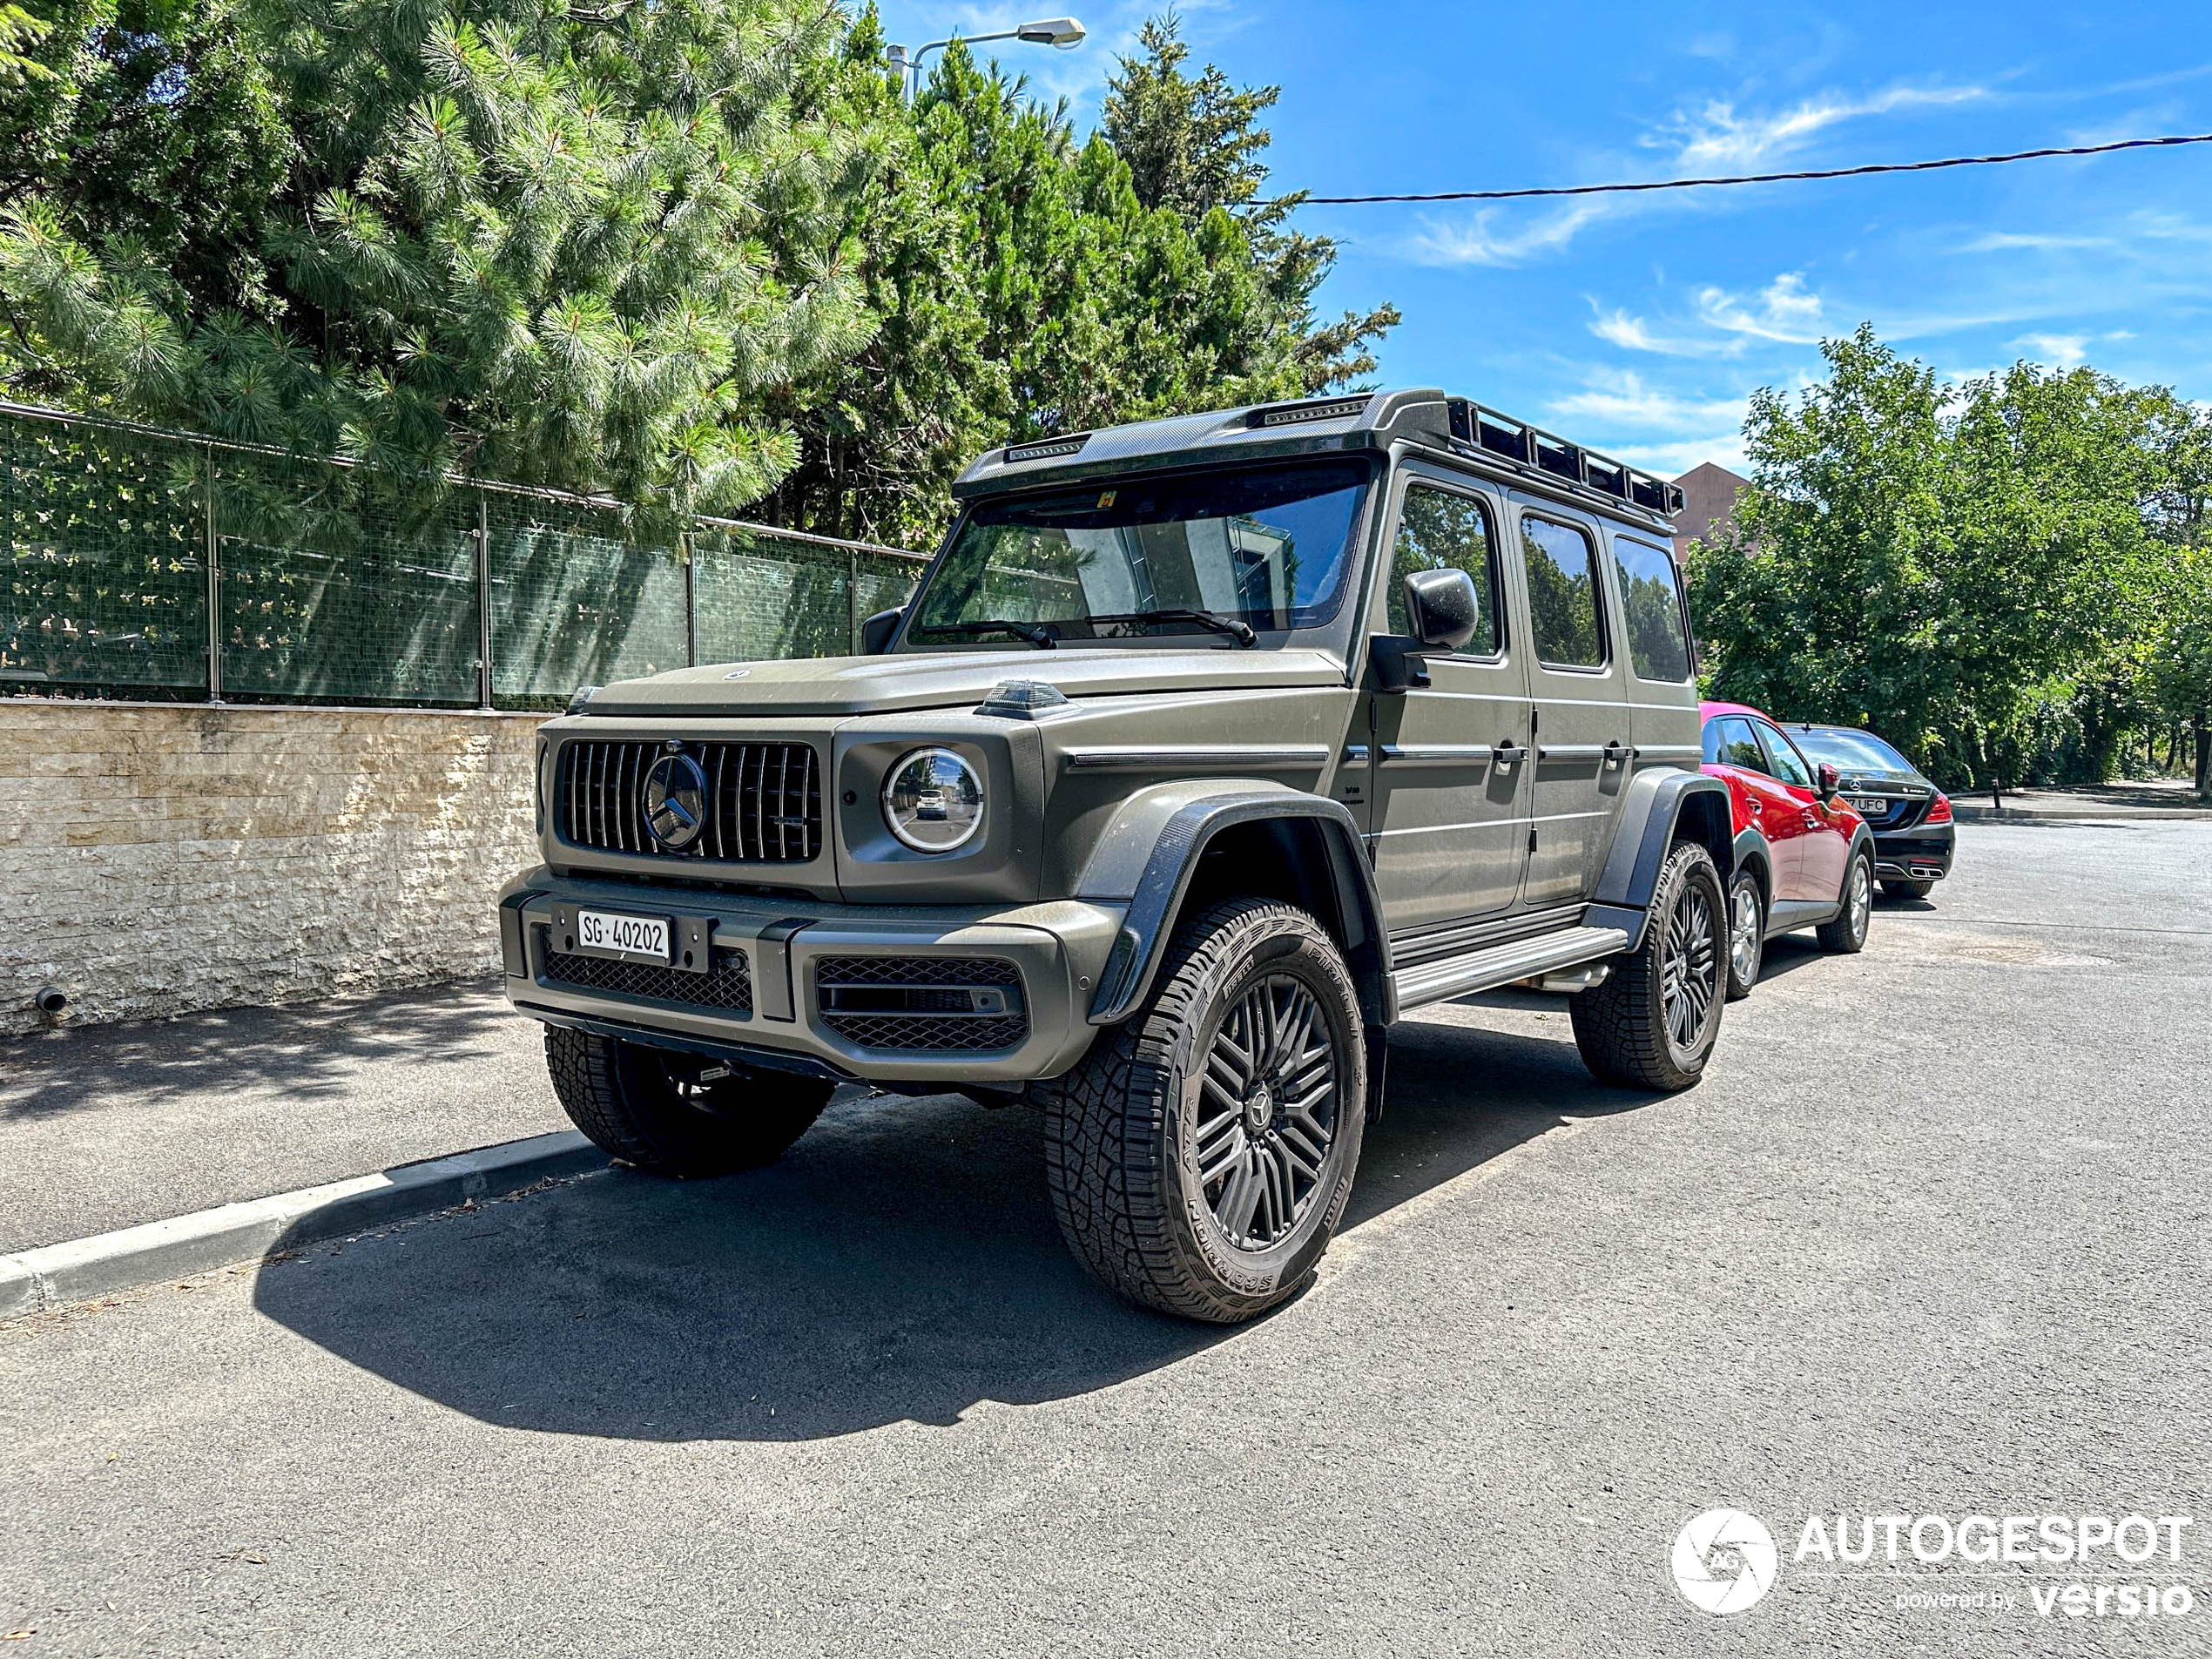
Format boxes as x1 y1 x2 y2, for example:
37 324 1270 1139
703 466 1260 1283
684 530 698 666
204 441 222 705
475 491 494 711
848 547 860 653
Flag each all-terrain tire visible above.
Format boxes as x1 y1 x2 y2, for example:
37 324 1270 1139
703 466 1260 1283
1724 867 1764 1002
1817 847 1875 953
1570 839 1726 1091
1882 877 1934 902
545 1026 833 1177
1031 899 1367 1324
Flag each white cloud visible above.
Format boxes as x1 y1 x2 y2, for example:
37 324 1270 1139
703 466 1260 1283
1400 202 1610 268
1696 273 1827 343
1658 82 1989 172
1547 372 1745 432
1959 231 2114 253
2015 332 2089 368
1588 304 1739 358
1608 431 1751 478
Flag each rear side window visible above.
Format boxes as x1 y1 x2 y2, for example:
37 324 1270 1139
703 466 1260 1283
1703 716 1767 772
1388 483 1501 655
1520 516 1606 669
1611 536 1693 682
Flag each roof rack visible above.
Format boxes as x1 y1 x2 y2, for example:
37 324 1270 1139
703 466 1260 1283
1444 397 1684 518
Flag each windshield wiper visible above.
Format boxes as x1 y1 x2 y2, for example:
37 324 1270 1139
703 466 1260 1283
911 618 1057 649
1083 608 1258 646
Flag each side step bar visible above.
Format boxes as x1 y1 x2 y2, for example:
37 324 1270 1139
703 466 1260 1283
1391 925 1631 1014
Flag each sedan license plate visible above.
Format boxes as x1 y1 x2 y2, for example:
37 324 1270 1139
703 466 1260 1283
1848 795 1892 813
574 907 671 964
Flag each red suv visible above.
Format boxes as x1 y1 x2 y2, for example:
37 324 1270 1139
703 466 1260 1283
1700 701 1878 997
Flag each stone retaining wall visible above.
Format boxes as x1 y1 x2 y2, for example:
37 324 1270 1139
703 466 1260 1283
0 701 542 1038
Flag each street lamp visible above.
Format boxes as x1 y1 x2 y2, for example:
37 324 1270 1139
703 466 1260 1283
887 17 1087 100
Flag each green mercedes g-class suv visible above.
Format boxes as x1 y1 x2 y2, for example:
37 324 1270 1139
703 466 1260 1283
499 389 1735 1323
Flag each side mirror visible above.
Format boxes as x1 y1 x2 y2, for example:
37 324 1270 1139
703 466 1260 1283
1403 567 1481 652
860 607 905 656
1817 761 1842 799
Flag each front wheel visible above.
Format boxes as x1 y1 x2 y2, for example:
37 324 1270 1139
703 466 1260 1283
545 1027 834 1177
1571 840 1726 1091
1033 899 1367 1324
1817 849 1875 953
1724 868 1764 1001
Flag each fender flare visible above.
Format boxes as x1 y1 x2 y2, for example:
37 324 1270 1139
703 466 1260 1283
1076 783 1390 1027
1583 769 1733 952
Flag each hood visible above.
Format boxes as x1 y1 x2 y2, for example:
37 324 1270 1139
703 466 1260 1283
577 646 1350 718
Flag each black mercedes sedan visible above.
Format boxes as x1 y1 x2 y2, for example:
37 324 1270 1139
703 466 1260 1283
1784 724 1956 900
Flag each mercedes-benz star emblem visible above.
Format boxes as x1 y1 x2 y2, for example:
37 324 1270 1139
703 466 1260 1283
642 752 709 850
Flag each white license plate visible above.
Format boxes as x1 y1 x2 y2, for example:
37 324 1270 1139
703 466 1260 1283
1848 795 1892 813
575 908 671 964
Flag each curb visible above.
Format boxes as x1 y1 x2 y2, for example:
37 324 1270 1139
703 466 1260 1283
1952 804 2212 823
0 1131 605 1319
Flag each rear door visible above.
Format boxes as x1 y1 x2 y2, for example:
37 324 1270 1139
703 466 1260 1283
1366 467 1531 930
1507 498 1633 907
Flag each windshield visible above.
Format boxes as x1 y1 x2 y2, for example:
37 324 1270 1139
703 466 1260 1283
1791 726 1914 772
902 460 1372 648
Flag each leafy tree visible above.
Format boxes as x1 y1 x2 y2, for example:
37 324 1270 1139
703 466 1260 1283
1688 327 2189 800
0 0 879 530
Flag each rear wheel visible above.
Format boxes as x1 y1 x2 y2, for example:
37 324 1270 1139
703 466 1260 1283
1882 877 1934 902
1032 899 1366 1324
544 1027 834 1177
1571 840 1726 1091
1724 868 1764 1001
1817 849 1875 953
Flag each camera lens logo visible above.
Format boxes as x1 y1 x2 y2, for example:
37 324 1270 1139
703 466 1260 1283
1672 1508 1778 1615
642 752 709 850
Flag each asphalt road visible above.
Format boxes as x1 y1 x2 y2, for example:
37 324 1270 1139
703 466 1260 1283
3 818 2209 1656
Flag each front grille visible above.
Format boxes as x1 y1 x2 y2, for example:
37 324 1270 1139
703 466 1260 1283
815 955 1028 1052
542 940 754 1015
559 739 821 863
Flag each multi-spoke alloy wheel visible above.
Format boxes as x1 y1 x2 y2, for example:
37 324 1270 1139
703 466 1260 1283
1726 872 1764 1001
1570 839 1727 1091
1662 881 1720 1049
1035 898 1366 1324
1195 974 1339 1251
1818 848 1875 954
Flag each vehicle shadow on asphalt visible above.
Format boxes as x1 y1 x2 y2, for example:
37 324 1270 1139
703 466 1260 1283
252 1018 1662 1443
0 979 523 1121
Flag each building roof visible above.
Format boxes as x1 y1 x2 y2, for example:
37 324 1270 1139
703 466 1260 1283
1671 461 1750 563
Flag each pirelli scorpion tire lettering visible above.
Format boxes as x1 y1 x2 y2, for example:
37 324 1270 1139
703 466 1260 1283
1032 899 1367 1325
545 1026 834 1177
1571 839 1726 1092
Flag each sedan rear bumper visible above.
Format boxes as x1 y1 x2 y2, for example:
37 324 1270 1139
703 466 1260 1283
1871 820 1956 884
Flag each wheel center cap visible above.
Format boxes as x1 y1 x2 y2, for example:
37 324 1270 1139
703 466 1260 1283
1244 1084 1273 1133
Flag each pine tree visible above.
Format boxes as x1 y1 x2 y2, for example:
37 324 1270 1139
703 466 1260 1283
0 0 880 530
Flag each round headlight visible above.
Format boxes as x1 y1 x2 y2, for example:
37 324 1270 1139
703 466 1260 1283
881 747 985 853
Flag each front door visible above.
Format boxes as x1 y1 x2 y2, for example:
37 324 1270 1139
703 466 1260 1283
1509 500 1634 907
1366 470 1530 933
1755 717 1850 900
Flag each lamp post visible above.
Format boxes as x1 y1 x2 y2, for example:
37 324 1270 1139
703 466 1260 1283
886 17 1087 100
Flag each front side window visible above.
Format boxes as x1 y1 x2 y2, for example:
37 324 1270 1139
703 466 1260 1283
1520 516 1606 670
1611 536 1693 682
903 461 1371 648
1703 716 1768 773
1754 719 1815 788
1387 482 1500 654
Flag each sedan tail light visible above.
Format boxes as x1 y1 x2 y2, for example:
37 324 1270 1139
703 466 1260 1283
1927 793 1953 824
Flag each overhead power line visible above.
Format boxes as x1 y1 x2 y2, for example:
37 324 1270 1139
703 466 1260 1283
1300 131 2212 206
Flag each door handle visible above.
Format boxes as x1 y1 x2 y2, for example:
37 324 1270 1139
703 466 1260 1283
1493 739 1522 771
1750 799 1764 815
1602 739 1634 770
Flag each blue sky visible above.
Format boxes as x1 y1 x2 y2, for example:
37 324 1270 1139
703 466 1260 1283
871 1 2212 478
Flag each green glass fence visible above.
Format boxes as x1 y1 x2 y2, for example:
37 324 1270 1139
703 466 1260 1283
0 403 926 708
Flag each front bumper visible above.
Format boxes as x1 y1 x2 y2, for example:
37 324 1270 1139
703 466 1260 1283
497 868 1125 1084
1871 820 1956 884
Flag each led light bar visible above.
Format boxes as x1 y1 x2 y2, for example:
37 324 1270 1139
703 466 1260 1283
1004 434 1089 463
1248 395 1372 429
